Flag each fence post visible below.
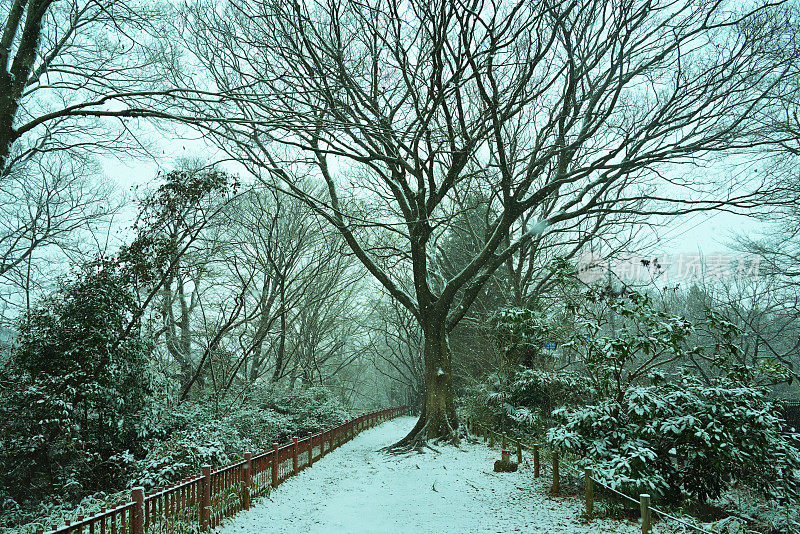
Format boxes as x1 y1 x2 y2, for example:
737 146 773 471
533 444 540 478
200 465 211 531
292 437 299 474
308 432 314 467
271 443 279 488
551 449 560 494
132 487 144 534
585 467 594 519
243 452 252 510
640 494 651 534
516 440 522 464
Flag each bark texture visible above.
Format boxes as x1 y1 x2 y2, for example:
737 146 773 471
390 319 460 449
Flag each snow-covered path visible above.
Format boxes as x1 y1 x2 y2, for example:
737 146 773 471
218 416 643 533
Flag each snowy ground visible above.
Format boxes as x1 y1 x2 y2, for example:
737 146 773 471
217 416 655 533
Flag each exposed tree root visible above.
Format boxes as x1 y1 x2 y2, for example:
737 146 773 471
382 413 463 454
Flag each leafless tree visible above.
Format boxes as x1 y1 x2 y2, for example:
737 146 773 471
183 0 796 445
365 292 425 411
0 0 183 324
175 185 369 405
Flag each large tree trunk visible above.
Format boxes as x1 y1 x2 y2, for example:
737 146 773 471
392 317 460 448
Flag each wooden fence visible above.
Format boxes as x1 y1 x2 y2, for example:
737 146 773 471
468 420 715 534
38 406 407 534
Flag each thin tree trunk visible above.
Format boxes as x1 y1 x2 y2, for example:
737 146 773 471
271 276 287 382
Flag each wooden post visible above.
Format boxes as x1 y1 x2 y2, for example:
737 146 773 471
502 433 507 449
551 449 560 494
271 443 279 488
243 453 252 510
200 465 211 531
131 486 144 534
533 444 540 478
585 468 594 519
516 440 522 464
640 494 651 534
292 437 299 474
308 432 314 467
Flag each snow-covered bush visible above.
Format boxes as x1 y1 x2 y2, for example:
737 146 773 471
1 384 352 531
131 385 351 490
489 307 570 366
0 262 152 507
460 367 588 438
547 375 800 504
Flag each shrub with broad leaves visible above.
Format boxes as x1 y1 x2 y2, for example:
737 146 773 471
547 375 800 504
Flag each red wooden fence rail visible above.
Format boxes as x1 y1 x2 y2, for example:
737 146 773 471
37 406 408 534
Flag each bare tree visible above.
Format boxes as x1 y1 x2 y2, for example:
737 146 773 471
366 293 425 411
183 0 795 445
0 0 182 323
184 185 369 404
0 154 114 312
0 0 181 173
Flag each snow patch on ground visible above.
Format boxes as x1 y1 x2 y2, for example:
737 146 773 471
217 417 647 533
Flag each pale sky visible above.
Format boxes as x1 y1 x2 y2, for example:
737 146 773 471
101 129 769 263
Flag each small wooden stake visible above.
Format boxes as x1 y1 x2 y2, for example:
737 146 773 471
292 437 299 474
584 467 594 519
308 432 314 467
516 440 522 464
502 433 507 449
640 494 651 534
200 465 211 531
132 488 144 534
243 453 252 510
271 443 279 488
551 449 560 494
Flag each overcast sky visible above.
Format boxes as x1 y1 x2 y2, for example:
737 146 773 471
101 127 769 267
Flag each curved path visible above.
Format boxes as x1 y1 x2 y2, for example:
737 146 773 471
217 416 646 533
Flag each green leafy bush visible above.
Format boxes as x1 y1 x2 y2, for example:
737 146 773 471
489 307 569 366
547 375 800 504
0 262 152 505
131 385 351 490
460 367 588 438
